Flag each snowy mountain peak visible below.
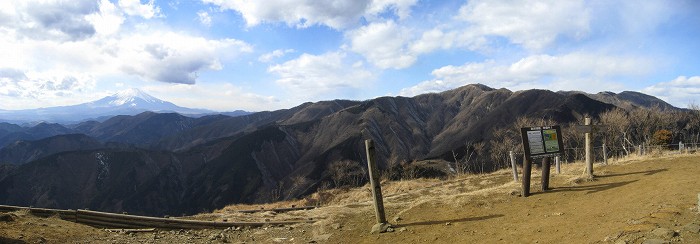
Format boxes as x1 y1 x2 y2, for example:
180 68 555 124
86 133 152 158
109 88 163 106
0 88 217 123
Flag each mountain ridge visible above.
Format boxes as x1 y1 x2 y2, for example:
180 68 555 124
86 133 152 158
0 88 246 124
0 84 685 216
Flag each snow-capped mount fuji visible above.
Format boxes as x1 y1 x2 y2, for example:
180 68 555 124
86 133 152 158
87 88 204 113
0 88 215 124
94 88 164 107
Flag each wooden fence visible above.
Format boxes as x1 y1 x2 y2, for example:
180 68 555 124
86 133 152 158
0 205 314 229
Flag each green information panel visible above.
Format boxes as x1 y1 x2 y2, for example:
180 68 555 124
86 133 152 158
542 129 560 153
521 126 564 160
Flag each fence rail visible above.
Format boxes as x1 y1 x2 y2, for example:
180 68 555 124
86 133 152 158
0 205 314 229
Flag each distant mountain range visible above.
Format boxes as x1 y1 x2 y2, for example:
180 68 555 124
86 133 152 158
0 88 250 124
0 84 680 216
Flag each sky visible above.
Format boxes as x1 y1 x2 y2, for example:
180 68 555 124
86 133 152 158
1 0 699 112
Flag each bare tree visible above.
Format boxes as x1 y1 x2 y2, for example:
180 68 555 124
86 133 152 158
328 160 367 187
599 108 631 156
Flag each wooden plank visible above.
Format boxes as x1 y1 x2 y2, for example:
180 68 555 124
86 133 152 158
238 206 316 214
1 205 315 229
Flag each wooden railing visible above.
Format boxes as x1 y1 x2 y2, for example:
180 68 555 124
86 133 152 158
0 205 315 229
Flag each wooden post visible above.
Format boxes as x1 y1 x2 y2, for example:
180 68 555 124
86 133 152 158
365 140 390 233
555 156 561 174
521 157 532 197
679 141 684 153
509 151 518 182
541 157 551 191
585 117 593 176
602 143 608 165
638 145 642 156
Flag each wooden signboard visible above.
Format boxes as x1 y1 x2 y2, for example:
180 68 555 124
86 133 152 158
519 125 564 197
521 126 564 160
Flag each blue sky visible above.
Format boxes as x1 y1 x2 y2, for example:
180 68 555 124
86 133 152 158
1 0 699 111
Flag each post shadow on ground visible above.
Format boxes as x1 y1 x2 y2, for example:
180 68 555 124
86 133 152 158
395 214 504 228
536 180 638 195
0 237 26 244
596 168 668 178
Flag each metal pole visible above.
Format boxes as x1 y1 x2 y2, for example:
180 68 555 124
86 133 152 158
603 143 608 165
365 140 388 232
509 151 518 182
522 157 531 197
585 117 593 176
541 157 551 191
555 156 561 174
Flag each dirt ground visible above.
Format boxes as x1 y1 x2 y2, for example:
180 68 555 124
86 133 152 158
1 153 699 244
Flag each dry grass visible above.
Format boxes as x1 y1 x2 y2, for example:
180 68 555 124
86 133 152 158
201 149 698 230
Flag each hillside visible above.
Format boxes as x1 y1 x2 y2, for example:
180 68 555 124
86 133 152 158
0 84 689 217
1 153 699 243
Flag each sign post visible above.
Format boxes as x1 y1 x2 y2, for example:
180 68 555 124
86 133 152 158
520 126 564 197
365 140 391 233
584 117 593 176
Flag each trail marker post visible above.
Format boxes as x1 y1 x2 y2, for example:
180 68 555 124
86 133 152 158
509 151 518 182
365 140 391 233
520 126 564 197
603 143 608 165
573 118 604 177
584 117 593 176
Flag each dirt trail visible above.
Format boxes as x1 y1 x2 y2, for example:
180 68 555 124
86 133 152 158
332 154 700 244
1 154 699 243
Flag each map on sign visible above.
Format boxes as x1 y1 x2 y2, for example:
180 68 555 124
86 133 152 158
542 129 560 152
520 126 564 160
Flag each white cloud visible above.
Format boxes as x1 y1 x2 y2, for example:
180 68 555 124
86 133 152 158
643 76 700 108
258 49 295 63
0 0 253 110
0 69 97 108
347 20 416 69
116 32 253 84
197 10 212 26
86 0 126 36
118 0 162 19
399 52 651 96
0 0 98 42
366 0 417 20
268 52 374 101
202 0 418 29
141 83 280 111
457 0 590 50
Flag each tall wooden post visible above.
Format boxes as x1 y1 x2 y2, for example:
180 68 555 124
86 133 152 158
509 151 518 182
585 117 593 176
365 140 390 233
521 157 532 197
541 157 551 191
602 143 608 165
555 156 561 174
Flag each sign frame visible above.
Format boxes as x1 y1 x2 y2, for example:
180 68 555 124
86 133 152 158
520 125 564 160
